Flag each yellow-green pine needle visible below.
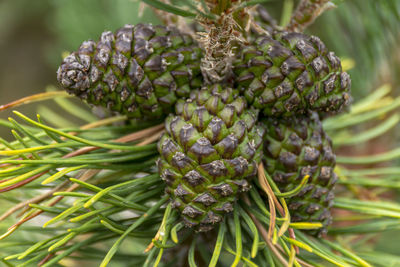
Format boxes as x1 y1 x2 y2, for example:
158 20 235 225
289 222 323 230
224 245 258 267
70 207 112 223
238 206 259 258
333 114 399 146
321 239 372 267
99 196 168 267
170 222 183 244
274 175 309 198
43 200 86 228
231 208 242 267
0 143 73 156
12 111 151 151
337 147 400 165
48 232 77 252
18 234 65 259
42 165 87 185
341 58 356 71
3 252 22 261
350 84 391 114
100 220 125 235
323 96 400 131
288 245 296 267
209 221 225 267
282 236 313 252
188 239 197 267
84 179 139 208
0 165 50 190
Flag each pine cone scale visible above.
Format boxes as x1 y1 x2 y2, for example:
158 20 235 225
234 31 351 116
57 24 203 119
158 85 264 232
262 112 336 236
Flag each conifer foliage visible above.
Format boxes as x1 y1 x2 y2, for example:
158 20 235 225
0 1 400 266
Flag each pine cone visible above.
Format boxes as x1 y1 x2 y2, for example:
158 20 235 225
234 31 351 117
262 112 337 236
57 24 203 119
157 84 265 232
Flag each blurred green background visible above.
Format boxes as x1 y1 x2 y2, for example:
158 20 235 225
0 0 399 259
0 0 158 139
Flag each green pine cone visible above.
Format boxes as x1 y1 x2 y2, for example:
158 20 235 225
262 112 337 236
57 24 203 119
234 31 351 117
157 84 265 232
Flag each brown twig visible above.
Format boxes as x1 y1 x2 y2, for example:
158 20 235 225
244 195 289 266
257 163 299 253
113 124 164 143
0 91 70 112
136 129 165 146
258 166 276 239
0 171 49 193
79 115 127 130
258 164 284 214
38 253 54 266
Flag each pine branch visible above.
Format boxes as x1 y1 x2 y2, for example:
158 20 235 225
1 1 400 266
